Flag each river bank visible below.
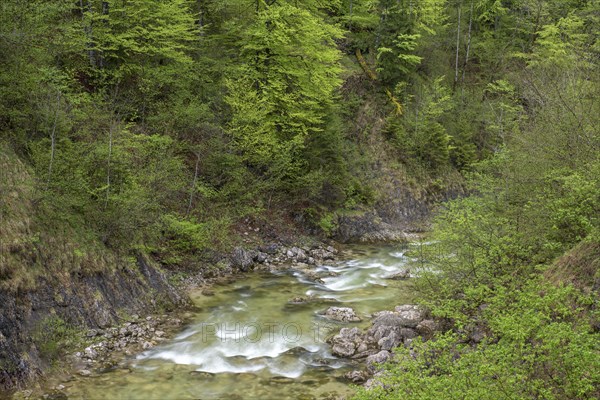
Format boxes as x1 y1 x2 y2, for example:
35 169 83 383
6 239 349 399
13 241 428 399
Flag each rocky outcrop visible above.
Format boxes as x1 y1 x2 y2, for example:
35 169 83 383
0 256 187 391
330 304 440 383
335 211 409 243
333 172 465 243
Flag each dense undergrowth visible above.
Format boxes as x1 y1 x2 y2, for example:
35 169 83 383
354 3 600 392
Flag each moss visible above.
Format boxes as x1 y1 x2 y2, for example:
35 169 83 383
31 316 80 361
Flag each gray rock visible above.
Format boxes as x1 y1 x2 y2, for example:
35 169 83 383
256 252 268 263
337 327 362 340
366 350 391 373
289 297 307 304
386 269 410 280
393 305 426 328
231 247 254 271
371 310 394 318
294 247 308 262
400 328 417 340
329 327 362 357
356 342 369 354
344 370 369 383
303 270 324 284
78 369 92 377
369 323 398 342
416 319 437 337
84 346 98 360
142 341 154 350
377 331 401 351
332 339 356 357
324 307 361 322
86 329 100 338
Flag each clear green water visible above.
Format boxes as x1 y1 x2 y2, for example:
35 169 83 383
63 243 422 399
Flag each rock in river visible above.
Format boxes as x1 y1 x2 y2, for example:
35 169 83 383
324 307 361 322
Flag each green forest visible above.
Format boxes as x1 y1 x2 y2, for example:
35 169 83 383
1 0 599 398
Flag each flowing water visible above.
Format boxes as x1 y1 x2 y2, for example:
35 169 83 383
62 243 425 399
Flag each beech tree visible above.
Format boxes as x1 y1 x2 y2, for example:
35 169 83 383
226 3 343 187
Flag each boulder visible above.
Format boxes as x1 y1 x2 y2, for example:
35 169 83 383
393 304 426 328
366 350 391 373
332 340 356 357
377 331 401 351
231 247 254 272
344 370 369 383
324 307 361 322
260 243 279 255
255 252 268 263
329 327 362 357
386 269 411 280
416 319 437 337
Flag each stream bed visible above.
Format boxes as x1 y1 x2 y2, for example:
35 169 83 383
62 243 424 399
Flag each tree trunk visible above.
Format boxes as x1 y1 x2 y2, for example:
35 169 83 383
454 1 462 90
461 0 473 87
104 120 114 209
84 0 96 67
186 152 201 217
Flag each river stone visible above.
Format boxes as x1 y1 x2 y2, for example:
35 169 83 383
84 346 98 359
324 307 361 322
400 328 417 340
289 296 308 304
302 270 324 284
386 269 410 280
366 350 391 373
416 319 437 337
377 331 401 351
294 247 308 262
394 305 426 328
78 369 92 377
332 340 356 357
256 252 268 263
369 307 426 346
329 327 363 357
344 370 369 383
231 247 254 271
86 329 101 338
